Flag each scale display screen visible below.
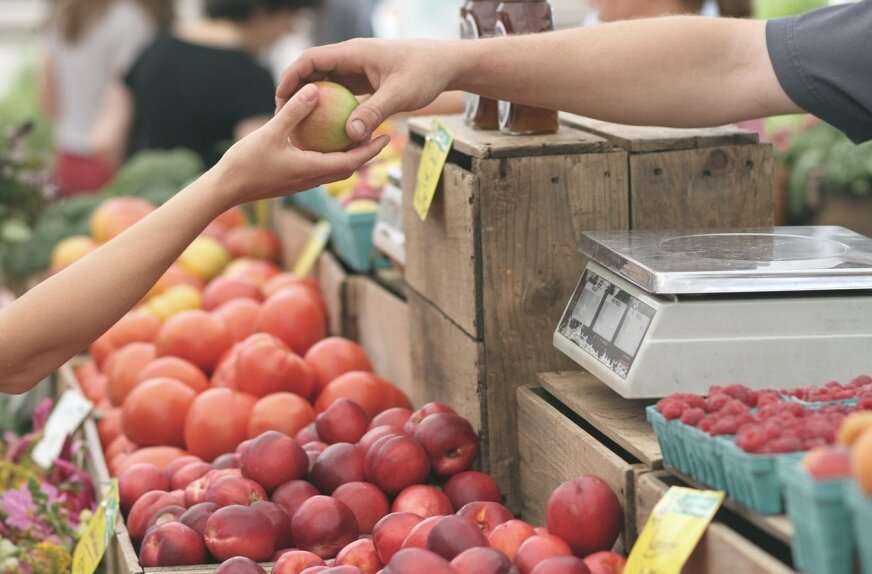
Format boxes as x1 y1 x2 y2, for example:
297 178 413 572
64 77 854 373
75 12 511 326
557 269 656 378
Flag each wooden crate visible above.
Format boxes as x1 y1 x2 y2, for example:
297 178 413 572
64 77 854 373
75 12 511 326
635 472 796 574
402 115 772 509
516 383 649 550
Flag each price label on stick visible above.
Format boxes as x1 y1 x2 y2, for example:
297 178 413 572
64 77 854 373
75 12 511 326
624 486 724 574
32 390 93 468
72 480 120 574
292 219 332 278
413 118 454 221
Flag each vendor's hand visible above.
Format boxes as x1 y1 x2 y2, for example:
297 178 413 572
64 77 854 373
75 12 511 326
212 83 390 208
275 39 457 143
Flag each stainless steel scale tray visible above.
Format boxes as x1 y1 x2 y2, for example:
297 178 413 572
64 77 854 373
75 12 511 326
579 226 872 295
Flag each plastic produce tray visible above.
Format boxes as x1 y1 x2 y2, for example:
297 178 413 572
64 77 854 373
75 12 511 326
322 193 389 273
847 483 872 574
720 441 802 514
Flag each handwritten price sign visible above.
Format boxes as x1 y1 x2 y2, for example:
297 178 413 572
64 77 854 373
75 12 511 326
413 118 455 222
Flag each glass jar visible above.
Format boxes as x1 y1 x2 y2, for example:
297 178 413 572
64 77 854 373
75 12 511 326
461 0 502 129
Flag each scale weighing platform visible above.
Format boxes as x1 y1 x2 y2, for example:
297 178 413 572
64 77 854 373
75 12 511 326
553 226 872 398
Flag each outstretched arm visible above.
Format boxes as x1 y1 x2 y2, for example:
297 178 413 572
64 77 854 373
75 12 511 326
277 16 799 142
0 84 389 395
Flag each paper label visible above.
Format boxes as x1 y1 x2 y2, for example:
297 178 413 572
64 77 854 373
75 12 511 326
625 487 724 574
292 219 332 278
72 480 120 574
413 118 454 222
32 390 93 468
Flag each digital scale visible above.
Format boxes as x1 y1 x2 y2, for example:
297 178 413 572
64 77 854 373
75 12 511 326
553 226 872 398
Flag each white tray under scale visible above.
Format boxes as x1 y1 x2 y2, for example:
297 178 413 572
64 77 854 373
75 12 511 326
554 226 872 398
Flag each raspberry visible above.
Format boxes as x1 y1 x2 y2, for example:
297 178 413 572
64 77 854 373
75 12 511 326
711 416 739 436
804 438 827 450
706 393 730 413
721 399 750 417
708 385 723 396
722 384 752 405
850 375 872 387
657 398 688 420
760 436 804 454
737 427 768 453
697 417 715 433
824 380 843 390
680 407 706 427
859 398 872 410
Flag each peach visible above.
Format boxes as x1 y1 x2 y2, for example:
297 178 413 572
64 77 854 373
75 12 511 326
215 557 268 574
296 422 321 445
357 425 405 457
90 197 155 243
582 551 627 574
273 550 327 574
50 235 97 273
204 475 267 506
223 227 281 262
290 81 359 153
319 567 363 574
139 522 206 567
488 519 536 561
202 276 263 311
178 502 219 537
205 504 277 561
332 482 390 534
240 430 308 492
317 398 370 445
214 298 261 344
426 515 488 560
515 534 574 574
291 496 360 559
545 476 622 558
222 258 281 286
335 538 382 574
170 461 213 490
531 556 591 574
801 446 853 479
391 485 453 518
456 501 513 536
212 453 237 470
165 455 204 481
364 435 430 495
444 471 502 509
272 480 320 522
403 403 456 434
413 413 479 478
382 548 455 574
143 504 186 535
451 547 513 574
252 500 293 549
401 515 444 550
311 443 366 494
119 463 168 514
372 512 423 564
127 491 181 543
370 408 413 430
304 441 329 453
184 477 208 507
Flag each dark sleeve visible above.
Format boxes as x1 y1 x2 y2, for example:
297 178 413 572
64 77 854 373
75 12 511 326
766 0 872 143
234 64 277 122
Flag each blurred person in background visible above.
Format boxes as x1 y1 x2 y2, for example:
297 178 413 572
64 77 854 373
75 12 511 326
313 0 376 46
92 0 318 170
39 0 173 196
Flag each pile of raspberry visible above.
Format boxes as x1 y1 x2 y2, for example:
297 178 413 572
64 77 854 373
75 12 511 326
655 381 867 455
779 375 872 408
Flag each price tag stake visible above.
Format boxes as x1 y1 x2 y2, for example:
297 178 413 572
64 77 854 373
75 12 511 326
292 220 332 278
413 118 454 222
73 480 120 574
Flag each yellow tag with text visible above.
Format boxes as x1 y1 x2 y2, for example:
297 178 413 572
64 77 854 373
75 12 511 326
254 199 271 228
292 219 332 278
72 480 120 574
624 487 724 574
413 118 454 221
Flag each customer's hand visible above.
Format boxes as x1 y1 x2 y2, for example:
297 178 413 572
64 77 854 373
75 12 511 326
213 83 390 208
276 39 458 143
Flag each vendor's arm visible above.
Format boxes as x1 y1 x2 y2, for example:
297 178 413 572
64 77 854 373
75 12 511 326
0 85 389 395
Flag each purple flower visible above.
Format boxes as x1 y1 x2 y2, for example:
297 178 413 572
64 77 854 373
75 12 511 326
2 484 39 531
32 399 53 432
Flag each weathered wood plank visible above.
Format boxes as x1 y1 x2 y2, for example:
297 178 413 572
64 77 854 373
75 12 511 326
272 201 314 271
315 250 352 338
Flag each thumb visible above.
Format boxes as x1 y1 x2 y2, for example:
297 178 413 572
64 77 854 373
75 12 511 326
346 87 398 142
273 83 320 131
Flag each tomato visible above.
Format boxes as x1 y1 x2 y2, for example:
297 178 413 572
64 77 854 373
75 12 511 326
138 356 209 394
122 377 197 447
213 298 261 343
257 285 326 355
304 337 374 396
184 388 257 461
106 342 157 406
315 371 412 419
248 392 316 438
155 310 233 374
234 333 314 399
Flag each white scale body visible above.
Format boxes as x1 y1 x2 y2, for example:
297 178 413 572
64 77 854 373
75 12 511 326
553 226 872 398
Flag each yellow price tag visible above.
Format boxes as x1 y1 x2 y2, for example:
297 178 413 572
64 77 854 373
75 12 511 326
413 118 454 221
255 199 271 228
625 487 724 574
292 220 332 278
72 480 120 574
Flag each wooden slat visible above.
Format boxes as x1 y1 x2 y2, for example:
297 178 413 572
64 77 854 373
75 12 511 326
477 150 630 511
408 289 486 456
629 145 774 229
635 472 796 574
560 113 759 153
517 385 641 549
408 115 609 159
539 371 661 467
402 143 482 338
272 202 315 271
315 250 352 338
354 277 414 395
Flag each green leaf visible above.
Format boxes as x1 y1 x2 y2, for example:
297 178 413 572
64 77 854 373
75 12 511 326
1 219 32 243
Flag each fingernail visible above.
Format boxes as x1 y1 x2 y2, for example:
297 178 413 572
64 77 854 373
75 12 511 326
300 84 318 102
351 119 367 139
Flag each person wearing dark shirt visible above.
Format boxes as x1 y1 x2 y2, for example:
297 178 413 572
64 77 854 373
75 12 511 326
275 0 872 146
94 0 315 168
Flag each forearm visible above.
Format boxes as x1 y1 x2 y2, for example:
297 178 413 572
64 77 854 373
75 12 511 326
0 169 232 394
450 16 799 127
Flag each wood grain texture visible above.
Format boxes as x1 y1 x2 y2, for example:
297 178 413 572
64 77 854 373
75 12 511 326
517 385 640 548
355 277 414 396
630 145 774 229
408 288 486 445
315 251 352 338
272 201 315 271
560 113 759 153
635 472 796 574
539 371 661 467
477 150 630 510
408 115 609 159
402 143 482 338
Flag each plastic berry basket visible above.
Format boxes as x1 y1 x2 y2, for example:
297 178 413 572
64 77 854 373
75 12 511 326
323 194 389 273
684 427 729 491
284 186 330 216
847 483 872 574
719 441 802 514
781 459 855 574
647 406 693 475
781 396 859 410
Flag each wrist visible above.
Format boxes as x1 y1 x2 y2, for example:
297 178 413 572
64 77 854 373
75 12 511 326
444 39 479 93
